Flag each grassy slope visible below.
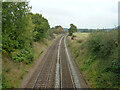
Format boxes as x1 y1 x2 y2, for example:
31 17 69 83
2 34 61 88
67 32 119 88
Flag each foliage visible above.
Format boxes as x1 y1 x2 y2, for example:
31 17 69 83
30 13 50 41
2 2 58 88
2 2 33 53
71 35 76 40
46 29 55 40
68 24 78 36
10 48 33 64
2 73 8 88
86 30 118 59
55 25 63 29
85 30 119 81
51 25 65 34
67 30 119 88
2 3 35 79
2 2 54 63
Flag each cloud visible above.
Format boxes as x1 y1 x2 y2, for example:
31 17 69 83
29 0 119 29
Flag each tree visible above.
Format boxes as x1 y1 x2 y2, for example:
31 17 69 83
55 25 63 29
51 25 64 34
68 24 78 36
2 2 34 64
2 2 33 52
30 13 50 41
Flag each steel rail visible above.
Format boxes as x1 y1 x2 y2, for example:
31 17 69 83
55 36 64 88
44 50 55 88
32 37 60 89
61 36 76 89
64 35 81 89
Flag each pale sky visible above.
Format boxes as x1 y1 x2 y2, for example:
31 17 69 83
29 0 119 29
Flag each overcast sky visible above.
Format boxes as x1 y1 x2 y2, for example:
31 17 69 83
29 0 119 29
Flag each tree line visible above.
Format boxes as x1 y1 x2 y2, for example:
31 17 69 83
2 2 78 64
2 2 63 64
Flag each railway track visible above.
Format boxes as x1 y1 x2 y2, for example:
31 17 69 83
60 36 75 88
30 35 81 89
32 37 60 89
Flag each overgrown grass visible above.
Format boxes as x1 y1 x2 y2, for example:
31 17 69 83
67 30 119 88
2 56 29 88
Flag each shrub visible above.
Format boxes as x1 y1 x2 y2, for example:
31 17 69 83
86 30 118 59
11 48 34 64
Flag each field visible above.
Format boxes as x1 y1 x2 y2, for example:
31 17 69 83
73 32 89 39
67 31 119 88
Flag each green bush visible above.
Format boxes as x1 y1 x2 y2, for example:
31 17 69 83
86 30 118 59
11 49 34 64
68 30 119 88
47 29 55 40
85 30 120 88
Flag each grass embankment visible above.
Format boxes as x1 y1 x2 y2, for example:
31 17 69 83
2 34 61 88
67 30 119 88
